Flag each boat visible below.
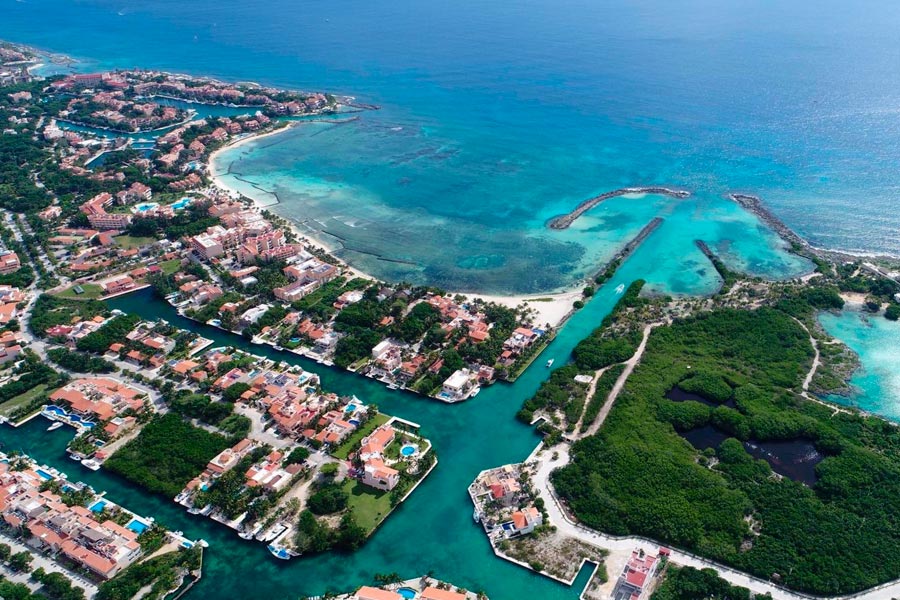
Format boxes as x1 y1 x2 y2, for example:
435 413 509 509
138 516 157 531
47 422 64 432
273 345 284 351
469 386 480 398
267 545 295 560
615 283 625 294
69 455 82 463
262 524 287 542
198 539 209 548
546 359 554 368
81 459 101 471
473 508 481 523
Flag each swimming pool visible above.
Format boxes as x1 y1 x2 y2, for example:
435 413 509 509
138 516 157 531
345 404 358 412
126 519 149 534
349 419 361 427
401 444 417 457
44 405 66 416
133 202 159 213
36 469 54 480
89 500 108 513
397 588 416 599
172 197 192 210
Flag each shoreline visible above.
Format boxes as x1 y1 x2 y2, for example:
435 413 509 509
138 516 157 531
206 124 588 328
204 117 898 333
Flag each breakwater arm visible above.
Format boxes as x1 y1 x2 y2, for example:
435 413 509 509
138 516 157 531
728 193 808 250
547 187 690 230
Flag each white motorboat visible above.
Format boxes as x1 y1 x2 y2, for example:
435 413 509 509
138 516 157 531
47 422 64 432
546 359 554 368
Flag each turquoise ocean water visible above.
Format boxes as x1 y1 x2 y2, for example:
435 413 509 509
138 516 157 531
6 0 900 290
4 1 900 597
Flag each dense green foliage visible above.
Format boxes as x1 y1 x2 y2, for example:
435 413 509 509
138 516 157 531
307 483 350 515
571 280 645 370
554 307 900 594
652 566 765 600
678 371 733 403
30 294 107 337
30 568 86 600
47 348 116 373
516 364 588 429
579 364 625 433
76 314 141 354
104 414 231 497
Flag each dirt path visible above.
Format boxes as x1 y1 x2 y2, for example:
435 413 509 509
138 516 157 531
571 366 609 434
580 324 656 438
791 317 849 417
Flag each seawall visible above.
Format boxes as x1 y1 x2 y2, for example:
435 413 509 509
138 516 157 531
547 187 689 230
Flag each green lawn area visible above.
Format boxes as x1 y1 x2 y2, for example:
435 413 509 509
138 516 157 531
341 479 392 533
331 412 390 460
159 258 183 275
0 384 48 418
55 283 103 300
115 235 158 250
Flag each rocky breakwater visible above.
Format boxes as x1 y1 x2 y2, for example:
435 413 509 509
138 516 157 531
547 187 690 230
728 193 810 251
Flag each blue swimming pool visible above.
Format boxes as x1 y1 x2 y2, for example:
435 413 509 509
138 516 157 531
36 469 54 480
398 588 416 599
44 405 66 416
349 419 360 427
345 404 358 412
401 445 417 457
126 519 149 534
89 500 107 513
134 202 159 213
172 197 192 210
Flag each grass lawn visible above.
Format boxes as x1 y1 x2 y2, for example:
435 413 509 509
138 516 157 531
115 235 158 250
341 479 392 533
55 283 103 300
159 258 183 275
331 412 390 460
0 384 48 418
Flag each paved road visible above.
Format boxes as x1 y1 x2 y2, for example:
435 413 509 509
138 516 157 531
532 444 900 600
0 531 99 599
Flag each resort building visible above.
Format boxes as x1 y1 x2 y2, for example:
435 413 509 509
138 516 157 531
48 377 147 423
0 461 142 579
361 458 400 492
440 369 475 402
207 438 255 475
0 251 21 274
80 192 132 230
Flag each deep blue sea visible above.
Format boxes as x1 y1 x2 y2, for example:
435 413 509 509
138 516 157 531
6 0 900 292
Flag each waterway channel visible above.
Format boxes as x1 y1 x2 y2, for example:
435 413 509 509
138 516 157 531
0 273 631 599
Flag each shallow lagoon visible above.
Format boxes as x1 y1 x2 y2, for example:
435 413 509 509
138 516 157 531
819 308 900 420
216 125 811 294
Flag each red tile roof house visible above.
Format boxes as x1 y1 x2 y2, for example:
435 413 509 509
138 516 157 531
612 549 663 600
353 587 403 600
510 506 542 536
420 587 468 600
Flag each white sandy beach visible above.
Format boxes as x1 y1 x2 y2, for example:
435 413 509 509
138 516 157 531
206 123 585 328
463 291 583 330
